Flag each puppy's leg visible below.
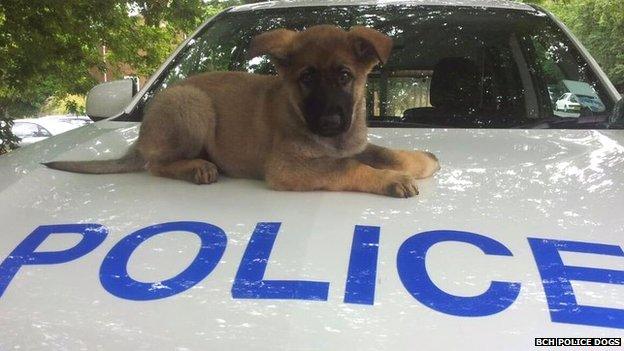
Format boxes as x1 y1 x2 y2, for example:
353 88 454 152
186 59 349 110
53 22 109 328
266 157 419 198
149 159 218 184
355 143 440 179
137 85 220 184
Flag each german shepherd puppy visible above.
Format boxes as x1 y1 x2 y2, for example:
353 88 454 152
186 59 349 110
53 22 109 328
45 25 440 198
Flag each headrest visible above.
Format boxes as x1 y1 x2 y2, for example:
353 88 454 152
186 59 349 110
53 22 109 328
430 57 481 111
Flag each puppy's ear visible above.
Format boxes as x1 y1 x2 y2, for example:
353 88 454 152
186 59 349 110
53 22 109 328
247 29 297 66
348 26 393 66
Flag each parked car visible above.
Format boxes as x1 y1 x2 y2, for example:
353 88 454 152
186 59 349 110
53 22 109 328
556 92 607 114
42 114 93 127
555 92 583 112
11 117 80 147
0 1 623 350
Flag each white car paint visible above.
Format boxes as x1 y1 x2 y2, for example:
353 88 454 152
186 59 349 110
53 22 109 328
1 0 623 350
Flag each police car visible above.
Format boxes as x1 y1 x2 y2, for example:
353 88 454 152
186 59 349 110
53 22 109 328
1 0 623 350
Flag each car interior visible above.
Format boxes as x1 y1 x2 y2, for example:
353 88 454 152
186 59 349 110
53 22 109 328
366 24 529 128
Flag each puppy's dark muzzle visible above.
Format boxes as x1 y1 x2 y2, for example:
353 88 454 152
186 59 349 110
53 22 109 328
315 114 348 137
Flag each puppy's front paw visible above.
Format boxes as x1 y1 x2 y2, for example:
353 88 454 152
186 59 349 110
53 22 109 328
384 172 419 198
400 150 440 179
192 160 219 184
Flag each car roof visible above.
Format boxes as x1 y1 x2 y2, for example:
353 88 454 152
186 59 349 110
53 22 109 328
229 0 535 12
13 118 77 134
14 116 88 124
12 118 41 124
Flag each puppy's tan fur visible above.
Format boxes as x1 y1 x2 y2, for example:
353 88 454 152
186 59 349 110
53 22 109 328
45 25 439 198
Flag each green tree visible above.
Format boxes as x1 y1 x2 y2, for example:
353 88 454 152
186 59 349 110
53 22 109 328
0 0 238 153
523 0 624 88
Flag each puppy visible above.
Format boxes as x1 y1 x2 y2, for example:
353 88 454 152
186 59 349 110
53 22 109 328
45 25 440 198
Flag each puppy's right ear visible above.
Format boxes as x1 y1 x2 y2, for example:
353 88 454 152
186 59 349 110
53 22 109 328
348 26 393 67
247 29 297 66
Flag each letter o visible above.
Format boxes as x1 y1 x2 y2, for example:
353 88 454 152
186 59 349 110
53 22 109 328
100 221 226 300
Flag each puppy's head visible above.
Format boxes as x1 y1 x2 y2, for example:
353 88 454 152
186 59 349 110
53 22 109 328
248 25 392 137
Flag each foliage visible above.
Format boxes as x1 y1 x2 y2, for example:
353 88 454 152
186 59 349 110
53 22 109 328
0 117 18 154
523 0 624 88
40 95 87 116
0 0 240 152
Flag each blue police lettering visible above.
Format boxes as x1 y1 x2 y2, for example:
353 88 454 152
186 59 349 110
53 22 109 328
0 224 107 297
100 221 227 301
344 225 380 305
397 230 521 316
231 222 329 300
0 222 623 330
528 237 624 329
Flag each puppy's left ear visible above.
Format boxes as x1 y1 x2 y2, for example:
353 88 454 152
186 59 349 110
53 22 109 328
348 26 393 66
247 29 297 66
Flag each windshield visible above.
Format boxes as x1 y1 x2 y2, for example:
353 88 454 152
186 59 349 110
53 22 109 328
126 5 616 129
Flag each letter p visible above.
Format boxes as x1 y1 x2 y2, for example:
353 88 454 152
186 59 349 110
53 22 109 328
0 224 107 297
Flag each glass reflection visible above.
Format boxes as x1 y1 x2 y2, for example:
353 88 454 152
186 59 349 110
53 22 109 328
127 5 615 129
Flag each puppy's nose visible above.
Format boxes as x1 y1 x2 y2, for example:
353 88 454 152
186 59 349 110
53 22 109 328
319 114 342 132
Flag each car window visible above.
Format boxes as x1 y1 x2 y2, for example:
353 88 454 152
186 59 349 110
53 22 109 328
125 5 616 129
527 27 608 120
12 122 40 138
37 125 52 137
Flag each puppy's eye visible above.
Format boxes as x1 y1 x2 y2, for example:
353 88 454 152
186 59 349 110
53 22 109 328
299 68 316 85
338 69 352 85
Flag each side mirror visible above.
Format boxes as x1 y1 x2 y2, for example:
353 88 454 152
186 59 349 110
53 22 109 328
86 79 137 121
609 97 624 127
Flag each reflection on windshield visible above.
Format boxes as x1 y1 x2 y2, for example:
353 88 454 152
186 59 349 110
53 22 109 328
130 5 614 129
553 81 606 119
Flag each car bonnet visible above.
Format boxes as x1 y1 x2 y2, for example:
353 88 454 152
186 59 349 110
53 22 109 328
0 121 623 350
